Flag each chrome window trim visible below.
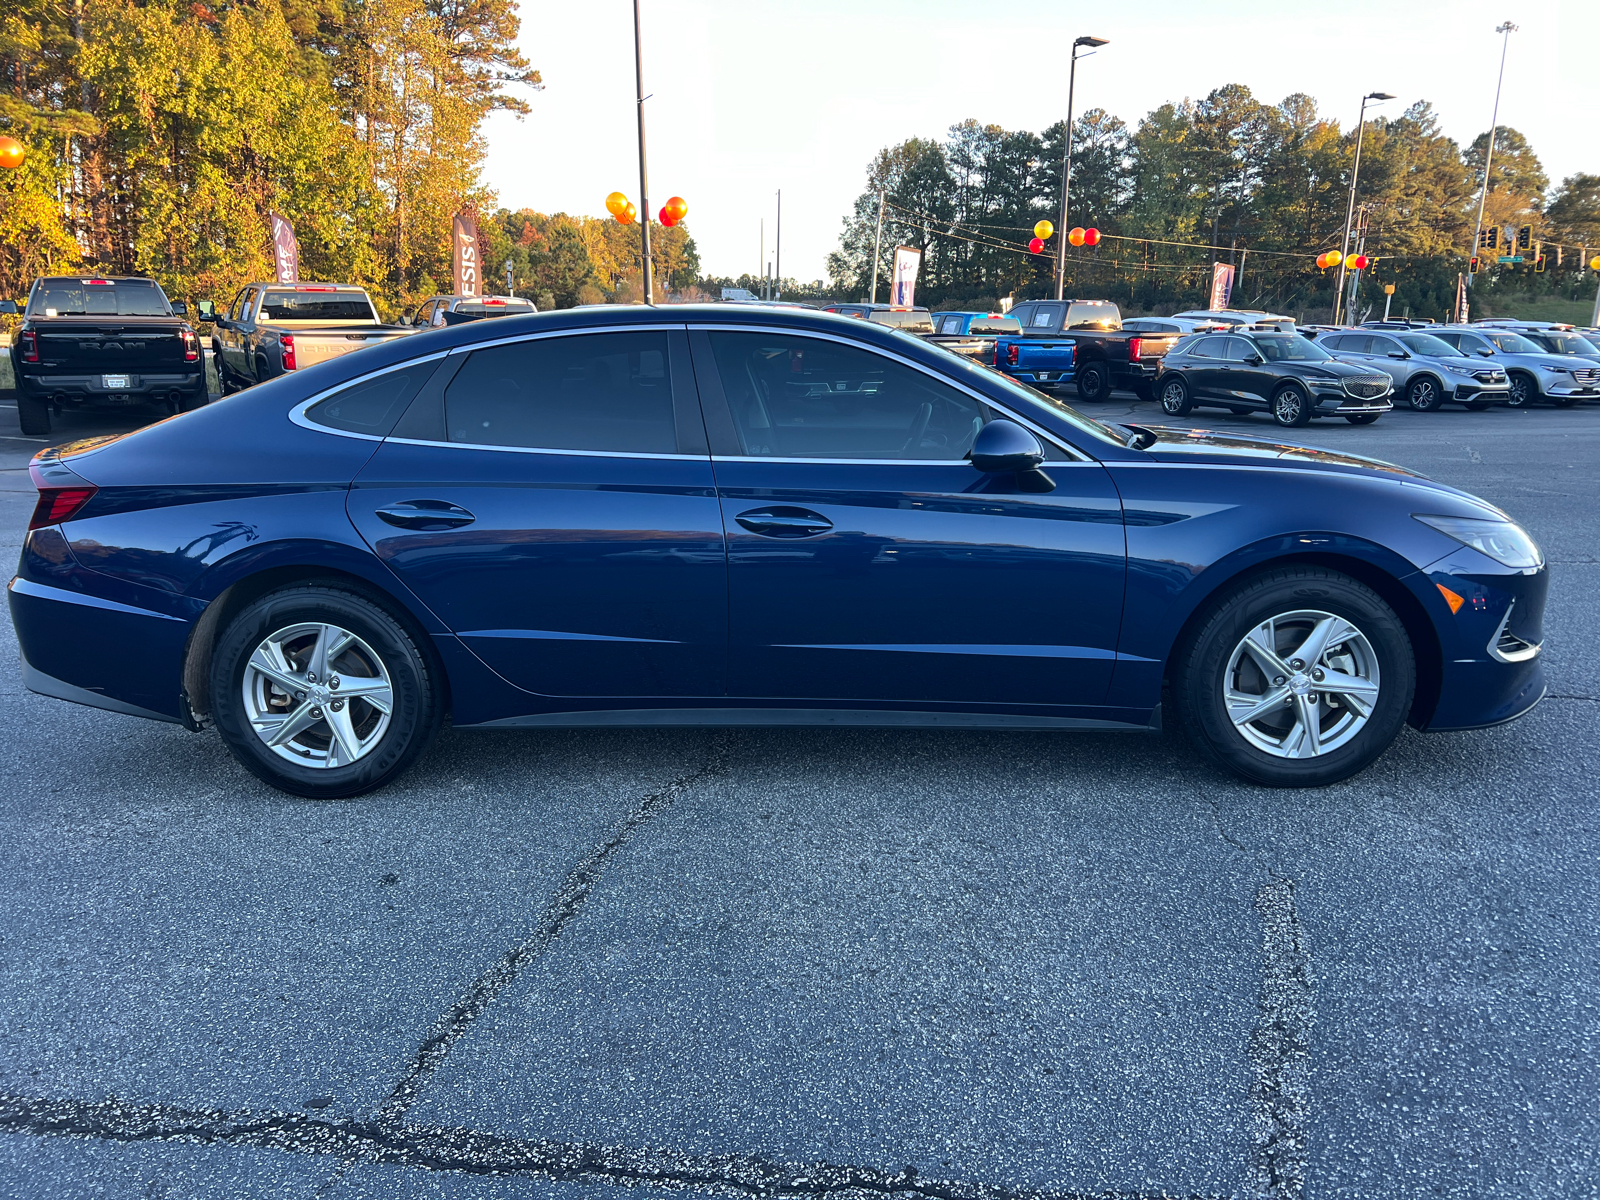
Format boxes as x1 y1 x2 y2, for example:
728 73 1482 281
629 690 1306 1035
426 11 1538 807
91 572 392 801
709 456 1105 467
288 350 452 442
384 437 705 461
444 323 686 355
694 323 1092 462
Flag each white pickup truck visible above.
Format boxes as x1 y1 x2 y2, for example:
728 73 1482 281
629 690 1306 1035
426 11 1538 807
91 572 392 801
204 283 412 392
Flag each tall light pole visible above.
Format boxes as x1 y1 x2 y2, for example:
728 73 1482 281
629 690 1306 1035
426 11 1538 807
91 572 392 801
1055 35 1108 301
775 189 782 298
1467 21 1518 296
633 0 653 305
1333 91 1393 325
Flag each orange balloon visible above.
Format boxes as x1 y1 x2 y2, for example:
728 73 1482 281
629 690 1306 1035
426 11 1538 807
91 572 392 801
605 191 629 216
618 202 636 224
0 136 25 170
664 195 688 222
1067 227 1086 247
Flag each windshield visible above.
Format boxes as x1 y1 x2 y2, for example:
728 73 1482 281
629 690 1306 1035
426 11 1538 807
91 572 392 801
1254 336 1331 362
259 292 375 321
1480 330 1543 354
1540 333 1596 354
28 278 171 317
1399 333 1460 357
931 347 1128 449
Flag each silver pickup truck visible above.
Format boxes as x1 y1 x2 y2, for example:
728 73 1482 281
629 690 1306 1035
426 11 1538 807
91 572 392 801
204 283 411 392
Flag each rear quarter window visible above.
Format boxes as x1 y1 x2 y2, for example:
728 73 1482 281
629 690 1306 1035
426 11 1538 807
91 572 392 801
305 363 436 436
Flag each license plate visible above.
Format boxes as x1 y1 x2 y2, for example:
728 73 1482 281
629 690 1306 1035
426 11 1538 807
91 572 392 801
101 374 130 388
1037 371 1053 381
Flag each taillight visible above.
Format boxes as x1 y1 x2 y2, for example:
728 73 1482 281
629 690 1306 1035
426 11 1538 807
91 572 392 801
1006 343 1019 366
29 486 98 530
1128 337 1143 362
181 328 199 363
19 330 39 363
280 333 297 370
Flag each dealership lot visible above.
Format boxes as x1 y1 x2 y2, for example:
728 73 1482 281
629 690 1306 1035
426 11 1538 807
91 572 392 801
0 395 1596 1198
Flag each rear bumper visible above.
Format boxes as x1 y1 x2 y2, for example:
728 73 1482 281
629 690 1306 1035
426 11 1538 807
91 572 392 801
18 371 203 404
1004 367 1075 389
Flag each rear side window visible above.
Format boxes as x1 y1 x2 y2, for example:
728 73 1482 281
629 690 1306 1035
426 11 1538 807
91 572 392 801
305 365 433 436
1188 337 1223 359
706 331 986 460
1065 302 1119 331
444 331 677 454
28 278 171 318
1028 304 1063 329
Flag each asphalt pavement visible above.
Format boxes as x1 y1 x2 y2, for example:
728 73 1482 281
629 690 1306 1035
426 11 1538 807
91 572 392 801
0 387 1595 1200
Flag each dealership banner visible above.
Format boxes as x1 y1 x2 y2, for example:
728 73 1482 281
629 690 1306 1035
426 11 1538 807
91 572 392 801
1208 262 1235 310
891 245 922 307
452 211 480 298
268 212 299 284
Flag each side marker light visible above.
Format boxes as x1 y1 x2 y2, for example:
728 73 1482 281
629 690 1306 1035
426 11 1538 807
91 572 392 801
1437 583 1465 614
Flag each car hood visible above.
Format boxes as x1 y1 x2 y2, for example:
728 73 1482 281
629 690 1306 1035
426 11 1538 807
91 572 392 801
1131 425 1423 478
1483 350 1583 370
1276 360 1386 382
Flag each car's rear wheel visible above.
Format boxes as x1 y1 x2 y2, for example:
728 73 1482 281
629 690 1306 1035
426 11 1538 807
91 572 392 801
210 584 442 798
179 384 209 412
1076 361 1110 402
1271 384 1312 427
1344 412 1381 425
1405 377 1444 411
1505 372 1536 408
17 392 51 436
1159 376 1192 416
1172 567 1415 787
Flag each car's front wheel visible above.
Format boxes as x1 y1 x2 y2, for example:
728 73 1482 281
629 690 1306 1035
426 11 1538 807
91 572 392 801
210 583 443 798
1171 567 1415 787
1271 384 1312 427
1076 361 1110 402
1159 375 1192 416
1505 372 1536 408
1406 377 1444 411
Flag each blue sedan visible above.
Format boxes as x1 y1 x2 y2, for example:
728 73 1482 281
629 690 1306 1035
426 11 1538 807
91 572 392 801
9 307 1548 797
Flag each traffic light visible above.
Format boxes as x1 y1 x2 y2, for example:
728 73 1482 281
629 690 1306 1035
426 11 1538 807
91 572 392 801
1478 227 1499 250
1469 255 1481 274
1517 224 1533 251
1534 252 1546 273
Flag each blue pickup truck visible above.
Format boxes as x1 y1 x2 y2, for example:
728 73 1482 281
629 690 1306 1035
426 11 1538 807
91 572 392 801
992 299 1181 401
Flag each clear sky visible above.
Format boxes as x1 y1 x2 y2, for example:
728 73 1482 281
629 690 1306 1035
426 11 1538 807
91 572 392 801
481 0 1599 283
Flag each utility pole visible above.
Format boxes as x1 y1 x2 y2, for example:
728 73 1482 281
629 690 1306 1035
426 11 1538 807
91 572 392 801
759 218 764 299
1055 35 1109 301
775 189 782 299
869 188 885 303
1468 23 1518 294
632 0 653 305
1334 90 1393 325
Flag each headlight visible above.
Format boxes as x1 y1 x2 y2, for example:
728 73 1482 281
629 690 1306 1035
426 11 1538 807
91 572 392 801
1539 364 1566 373
1415 514 1543 569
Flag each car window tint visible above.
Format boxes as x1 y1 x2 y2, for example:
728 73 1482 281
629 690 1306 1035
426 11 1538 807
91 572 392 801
1220 337 1251 361
1030 304 1062 328
444 331 677 454
1399 333 1455 356
969 316 1020 335
307 365 430 436
1188 337 1222 359
1481 331 1542 354
707 331 986 460
1066 303 1119 331
1368 336 1400 355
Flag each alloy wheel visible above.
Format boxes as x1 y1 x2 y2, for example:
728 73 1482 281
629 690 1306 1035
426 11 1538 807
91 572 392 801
1273 390 1303 425
1407 379 1438 410
1506 375 1533 408
1161 381 1187 414
1222 609 1380 759
242 622 394 768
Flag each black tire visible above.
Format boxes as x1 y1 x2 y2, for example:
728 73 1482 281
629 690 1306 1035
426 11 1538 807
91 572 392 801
179 384 209 412
1271 384 1312 427
1405 376 1444 412
17 392 51 436
210 583 442 798
1171 566 1416 787
1157 375 1192 416
1505 372 1536 408
1076 360 1111 403
1344 412 1381 425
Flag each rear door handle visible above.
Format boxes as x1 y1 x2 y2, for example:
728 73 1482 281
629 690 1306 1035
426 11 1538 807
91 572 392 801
734 506 834 538
375 499 476 530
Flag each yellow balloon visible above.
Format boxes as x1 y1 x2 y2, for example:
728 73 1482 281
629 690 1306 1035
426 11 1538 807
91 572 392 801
605 191 629 216
1033 220 1054 241
1591 255 1600 271
1344 253 1361 269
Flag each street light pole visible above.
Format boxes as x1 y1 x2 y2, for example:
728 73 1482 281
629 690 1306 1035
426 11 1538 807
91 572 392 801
1333 90 1392 325
775 189 782 299
632 0 653 305
1467 22 1518 296
869 188 885 303
1055 35 1108 302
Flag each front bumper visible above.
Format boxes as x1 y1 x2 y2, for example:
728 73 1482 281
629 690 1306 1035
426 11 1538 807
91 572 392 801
1311 386 1393 415
1449 380 1510 401
19 371 204 404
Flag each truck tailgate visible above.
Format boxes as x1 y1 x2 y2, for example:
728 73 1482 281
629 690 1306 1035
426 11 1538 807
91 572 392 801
33 320 189 374
284 329 408 370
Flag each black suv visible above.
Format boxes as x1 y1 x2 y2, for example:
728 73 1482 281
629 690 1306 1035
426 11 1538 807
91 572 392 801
1154 330 1394 427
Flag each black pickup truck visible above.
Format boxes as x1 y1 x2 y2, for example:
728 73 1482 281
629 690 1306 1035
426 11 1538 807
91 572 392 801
998 299 1180 402
2 276 205 435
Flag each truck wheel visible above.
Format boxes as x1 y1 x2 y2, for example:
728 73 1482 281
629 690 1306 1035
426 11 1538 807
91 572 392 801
179 385 209 412
1134 381 1155 403
17 393 51 436
1158 376 1192 416
1076 361 1110 403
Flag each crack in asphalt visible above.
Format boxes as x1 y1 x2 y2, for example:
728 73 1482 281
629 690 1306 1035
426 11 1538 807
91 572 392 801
377 734 732 1126
1548 693 1599 702
1242 881 1313 1200
0 1094 1212 1200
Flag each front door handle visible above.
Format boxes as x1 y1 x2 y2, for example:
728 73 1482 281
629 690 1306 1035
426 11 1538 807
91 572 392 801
375 499 476 530
734 506 834 538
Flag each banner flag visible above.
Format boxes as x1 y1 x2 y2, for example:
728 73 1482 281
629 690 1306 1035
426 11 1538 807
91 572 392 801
1208 262 1235 310
891 246 922 307
268 213 299 284
452 211 480 298
1455 274 1469 324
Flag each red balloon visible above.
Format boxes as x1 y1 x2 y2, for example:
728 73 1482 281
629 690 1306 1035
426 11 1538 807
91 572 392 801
1354 255 1370 270
658 207 678 227
1028 237 1045 254
1083 227 1101 247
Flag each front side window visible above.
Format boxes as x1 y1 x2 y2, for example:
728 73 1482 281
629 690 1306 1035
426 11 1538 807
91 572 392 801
240 288 260 322
1481 331 1542 354
1220 337 1252 362
1255 336 1333 362
445 331 678 454
1541 333 1593 354
1400 333 1458 357
707 331 986 460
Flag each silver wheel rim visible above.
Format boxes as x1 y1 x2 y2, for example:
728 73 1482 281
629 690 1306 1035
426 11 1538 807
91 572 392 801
1223 608 1380 759
1162 382 1184 412
1508 378 1530 406
1411 381 1434 408
1275 392 1300 422
242 622 394 769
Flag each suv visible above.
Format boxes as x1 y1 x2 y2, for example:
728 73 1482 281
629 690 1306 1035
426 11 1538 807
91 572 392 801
1514 328 1600 365
1320 328 1508 411
1155 330 1393 426
1431 327 1600 408
1122 317 1231 336
405 294 536 328
1171 308 1295 331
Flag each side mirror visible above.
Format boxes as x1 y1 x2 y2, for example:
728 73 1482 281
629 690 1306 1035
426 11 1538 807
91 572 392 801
969 420 1055 493
1245 353 1264 365
1388 350 1407 359
197 300 217 322
170 300 188 316
1479 348 1494 356
0 300 18 315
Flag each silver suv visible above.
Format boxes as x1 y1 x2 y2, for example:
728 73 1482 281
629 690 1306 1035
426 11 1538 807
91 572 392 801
1432 327 1600 408
1320 328 1509 411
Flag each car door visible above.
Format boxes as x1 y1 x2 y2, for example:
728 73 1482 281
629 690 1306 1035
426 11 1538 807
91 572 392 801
344 326 727 699
1221 335 1277 404
1181 335 1229 401
690 326 1127 711
219 288 253 376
